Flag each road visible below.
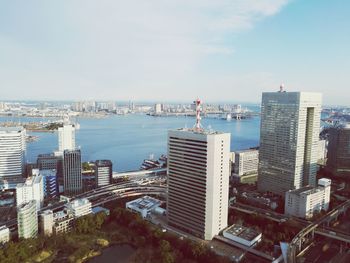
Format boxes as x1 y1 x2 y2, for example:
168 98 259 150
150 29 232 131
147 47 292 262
287 199 350 263
4 175 167 230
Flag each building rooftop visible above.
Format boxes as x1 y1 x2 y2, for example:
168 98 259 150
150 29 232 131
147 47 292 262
38 169 57 177
235 149 259 154
95 160 112 166
53 210 73 222
126 196 162 211
224 224 261 242
0 225 9 231
0 126 24 133
289 186 315 196
17 200 36 211
41 210 53 216
68 198 90 209
288 184 329 196
173 127 224 135
92 206 110 214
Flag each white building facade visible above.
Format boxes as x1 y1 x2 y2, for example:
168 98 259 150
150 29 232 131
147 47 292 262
258 91 322 196
234 149 259 176
53 210 74 234
285 178 331 219
58 124 75 152
17 200 38 239
0 225 10 244
223 224 262 247
40 210 54 236
167 128 230 240
65 198 92 218
16 169 44 210
0 127 26 179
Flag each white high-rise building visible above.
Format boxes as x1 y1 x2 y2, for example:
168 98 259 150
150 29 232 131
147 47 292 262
285 178 331 219
0 127 26 179
16 169 44 210
58 124 75 152
167 128 230 240
154 103 162 114
258 90 322 196
17 200 38 239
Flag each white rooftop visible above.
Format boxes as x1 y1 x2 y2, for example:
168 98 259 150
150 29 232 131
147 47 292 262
0 126 24 133
126 196 162 211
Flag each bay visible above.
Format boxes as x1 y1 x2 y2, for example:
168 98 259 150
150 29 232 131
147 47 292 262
0 111 261 172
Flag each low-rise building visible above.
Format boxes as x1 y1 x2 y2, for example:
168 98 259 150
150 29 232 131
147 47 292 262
53 210 74 234
16 169 44 210
126 196 162 218
17 200 38 239
65 198 92 218
233 149 259 176
92 206 110 216
285 178 331 219
40 210 54 236
223 224 262 247
0 225 10 244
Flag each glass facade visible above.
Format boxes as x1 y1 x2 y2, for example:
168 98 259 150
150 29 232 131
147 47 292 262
257 92 322 196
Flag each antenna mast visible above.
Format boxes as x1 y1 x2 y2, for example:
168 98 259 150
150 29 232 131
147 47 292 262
194 98 202 130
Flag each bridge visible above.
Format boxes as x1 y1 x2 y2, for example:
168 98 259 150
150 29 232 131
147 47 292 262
230 201 350 259
287 199 350 263
112 168 167 179
4 176 167 230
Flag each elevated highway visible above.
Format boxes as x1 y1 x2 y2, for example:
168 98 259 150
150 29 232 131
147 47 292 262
3 176 166 230
287 199 350 263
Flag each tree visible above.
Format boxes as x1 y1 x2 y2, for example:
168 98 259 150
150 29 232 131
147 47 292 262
95 212 107 229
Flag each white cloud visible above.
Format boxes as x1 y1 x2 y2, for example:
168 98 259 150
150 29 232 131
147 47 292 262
0 0 291 101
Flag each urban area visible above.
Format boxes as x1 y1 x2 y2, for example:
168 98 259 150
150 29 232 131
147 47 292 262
0 86 350 263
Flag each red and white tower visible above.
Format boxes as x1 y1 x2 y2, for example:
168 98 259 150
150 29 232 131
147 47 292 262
194 98 202 130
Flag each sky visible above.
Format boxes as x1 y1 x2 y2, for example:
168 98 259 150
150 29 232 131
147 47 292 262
0 0 349 105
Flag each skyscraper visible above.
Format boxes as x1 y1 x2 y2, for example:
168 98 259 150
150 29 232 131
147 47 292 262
17 200 38 239
95 160 112 187
63 149 82 196
327 125 350 176
0 127 26 179
58 124 75 152
167 128 230 240
257 90 322 196
167 99 230 240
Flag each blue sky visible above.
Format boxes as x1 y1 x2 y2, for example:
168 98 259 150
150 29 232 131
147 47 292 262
0 0 349 105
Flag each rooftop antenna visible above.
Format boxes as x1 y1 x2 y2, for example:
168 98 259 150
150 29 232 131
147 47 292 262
193 98 202 131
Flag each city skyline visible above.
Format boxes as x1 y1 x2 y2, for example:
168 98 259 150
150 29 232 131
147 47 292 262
1 1 350 105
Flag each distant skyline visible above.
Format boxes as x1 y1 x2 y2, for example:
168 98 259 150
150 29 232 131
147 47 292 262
1 1 349 106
